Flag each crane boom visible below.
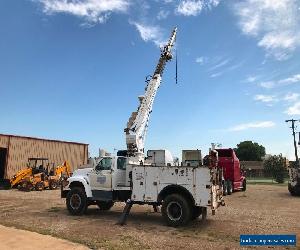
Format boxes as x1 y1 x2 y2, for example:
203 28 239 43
125 27 177 160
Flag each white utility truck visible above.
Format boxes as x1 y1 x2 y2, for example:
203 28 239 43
61 28 224 226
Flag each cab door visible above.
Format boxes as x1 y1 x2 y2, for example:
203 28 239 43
89 158 113 194
112 157 128 188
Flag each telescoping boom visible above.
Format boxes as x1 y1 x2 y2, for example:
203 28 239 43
124 27 177 160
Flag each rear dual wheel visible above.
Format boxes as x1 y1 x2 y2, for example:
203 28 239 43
227 181 233 195
241 180 246 192
223 182 228 196
161 194 192 227
288 183 300 196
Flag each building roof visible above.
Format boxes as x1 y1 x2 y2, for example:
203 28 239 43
0 133 88 146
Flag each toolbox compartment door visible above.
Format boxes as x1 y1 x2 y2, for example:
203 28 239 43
131 166 145 201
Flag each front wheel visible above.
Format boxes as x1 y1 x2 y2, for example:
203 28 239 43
66 187 87 215
96 201 114 211
161 194 192 227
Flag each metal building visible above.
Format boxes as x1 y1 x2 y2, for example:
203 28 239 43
0 134 88 180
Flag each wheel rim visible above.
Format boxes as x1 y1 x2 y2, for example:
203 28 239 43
167 201 182 221
70 194 81 210
36 183 43 190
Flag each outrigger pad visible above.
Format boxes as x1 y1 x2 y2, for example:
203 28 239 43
117 199 133 226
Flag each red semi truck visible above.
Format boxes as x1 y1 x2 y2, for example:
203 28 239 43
216 148 246 195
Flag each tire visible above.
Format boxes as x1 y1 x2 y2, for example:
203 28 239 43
19 181 32 192
223 182 227 196
242 180 246 192
35 182 44 191
161 194 192 227
191 206 202 220
288 183 300 196
66 187 87 215
201 207 207 220
49 180 59 190
96 201 114 211
227 181 233 195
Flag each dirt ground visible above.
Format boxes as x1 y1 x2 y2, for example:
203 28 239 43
0 185 299 250
0 225 89 250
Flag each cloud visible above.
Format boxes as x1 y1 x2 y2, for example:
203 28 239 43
234 0 300 60
157 9 170 20
176 0 221 16
279 74 300 85
259 81 275 89
177 1 203 16
208 58 230 71
285 102 300 115
245 75 258 83
208 59 243 78
284 93 299 102
254 94 277 104
36 0 130 23
229 121 276 131
259 73 300 89
195 56 205 64
131 22 165 47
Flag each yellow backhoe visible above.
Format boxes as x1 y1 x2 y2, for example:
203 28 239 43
10 158 71 191
18 160 71 191
10 158 49 188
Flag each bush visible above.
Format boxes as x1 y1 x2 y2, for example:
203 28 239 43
263 155 286 183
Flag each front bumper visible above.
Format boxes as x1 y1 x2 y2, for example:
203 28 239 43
60 185 70 198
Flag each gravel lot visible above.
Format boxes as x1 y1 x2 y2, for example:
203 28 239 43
0 184 299 250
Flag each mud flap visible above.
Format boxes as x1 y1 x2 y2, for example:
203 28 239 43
211 184 224 214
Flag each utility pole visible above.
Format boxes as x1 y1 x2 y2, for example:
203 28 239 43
285 119 299 167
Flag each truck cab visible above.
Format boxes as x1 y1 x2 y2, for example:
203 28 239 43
62 156 132 207
216 148 246 195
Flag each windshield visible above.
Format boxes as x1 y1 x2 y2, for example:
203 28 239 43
95 158 112 171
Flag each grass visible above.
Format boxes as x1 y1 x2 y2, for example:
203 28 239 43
47 206 61 213
247 177 288 186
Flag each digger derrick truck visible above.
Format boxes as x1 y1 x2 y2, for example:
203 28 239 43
61 28 224 227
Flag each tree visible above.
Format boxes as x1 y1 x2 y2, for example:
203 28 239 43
235 141 266 161
263 155 286 183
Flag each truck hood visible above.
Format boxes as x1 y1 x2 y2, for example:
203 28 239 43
72 168 93 177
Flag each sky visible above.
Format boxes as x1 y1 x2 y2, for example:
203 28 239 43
0 0 300 160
